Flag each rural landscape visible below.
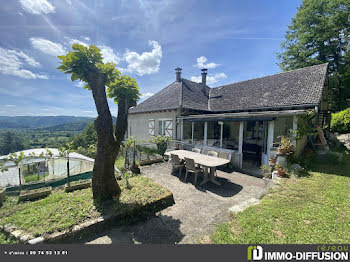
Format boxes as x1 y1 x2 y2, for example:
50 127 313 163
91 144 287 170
0 0 349 255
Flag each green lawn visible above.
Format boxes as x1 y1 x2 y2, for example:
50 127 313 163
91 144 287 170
0 175 169 242
115 155 125 170
208 152 350 244
0 231 19 244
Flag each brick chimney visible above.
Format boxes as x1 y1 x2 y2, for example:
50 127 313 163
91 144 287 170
201 68 207 94
175 68 182 82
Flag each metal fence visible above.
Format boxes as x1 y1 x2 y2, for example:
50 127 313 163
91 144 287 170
0 157 94 188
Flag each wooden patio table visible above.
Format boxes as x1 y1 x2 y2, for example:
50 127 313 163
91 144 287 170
165 150 230 186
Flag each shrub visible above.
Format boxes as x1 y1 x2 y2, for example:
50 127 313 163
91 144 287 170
331 108 350 134
150 135 172 156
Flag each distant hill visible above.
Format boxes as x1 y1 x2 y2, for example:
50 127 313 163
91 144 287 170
41 120 92 131
0 116 118 132
0 116 95 129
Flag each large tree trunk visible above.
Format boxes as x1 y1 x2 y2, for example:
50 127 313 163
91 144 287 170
90 75 121 200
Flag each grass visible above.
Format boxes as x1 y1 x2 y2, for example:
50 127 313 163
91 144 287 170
0 231 19 244
0 175 168 242
24 173 46 183
115 155 125 170
208 151 350 244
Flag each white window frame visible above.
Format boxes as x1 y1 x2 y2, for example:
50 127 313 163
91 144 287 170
157 119 172 137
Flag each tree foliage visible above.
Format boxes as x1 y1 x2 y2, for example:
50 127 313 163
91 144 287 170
0 131 26 155
278 0 350 109
70 122 97 149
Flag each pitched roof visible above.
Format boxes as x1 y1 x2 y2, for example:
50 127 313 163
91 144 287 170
209 63 328 112
129 63 328 114
129 79 209 114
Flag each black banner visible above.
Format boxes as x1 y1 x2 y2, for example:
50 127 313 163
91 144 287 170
0 244 349 262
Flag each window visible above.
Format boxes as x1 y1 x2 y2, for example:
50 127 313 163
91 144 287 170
193 122 204 145
273 116 293 145
157 119 173 137
183 120 192 144
158 120 166 136
222 121 239 150
207 121 221 147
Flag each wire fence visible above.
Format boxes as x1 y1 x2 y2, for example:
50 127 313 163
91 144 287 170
0 157 94 188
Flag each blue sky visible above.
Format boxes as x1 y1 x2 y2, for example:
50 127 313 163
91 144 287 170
0 0 302 117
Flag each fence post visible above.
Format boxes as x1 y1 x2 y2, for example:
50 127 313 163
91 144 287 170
18 167 22 191
132 140 136 168
67 154 70 186
125 146 128 169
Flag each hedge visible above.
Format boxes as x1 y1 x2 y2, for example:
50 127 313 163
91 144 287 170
331 108 350 134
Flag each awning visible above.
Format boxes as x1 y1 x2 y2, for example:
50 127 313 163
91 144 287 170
188 117 276 122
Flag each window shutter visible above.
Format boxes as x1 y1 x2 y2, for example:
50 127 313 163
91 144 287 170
165 120 173 137
149 119 155 136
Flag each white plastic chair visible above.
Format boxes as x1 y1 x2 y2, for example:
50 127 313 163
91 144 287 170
184 157 203 185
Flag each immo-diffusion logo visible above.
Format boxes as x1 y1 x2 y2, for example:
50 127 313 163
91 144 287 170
247 246 263 260
247 245 349 261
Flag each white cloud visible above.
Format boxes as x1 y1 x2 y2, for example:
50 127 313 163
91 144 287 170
191 72 227 85
67 38 89 47
123 40 162 76
98 45 120 64
30 37 66 56
0 47 48 79
10 50 40 67
5 105 16 107
141 92 154 99
19 0 55 15
83 36 90 41
194 56 220 69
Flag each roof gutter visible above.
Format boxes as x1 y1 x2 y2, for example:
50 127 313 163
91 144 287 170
178 109 311 121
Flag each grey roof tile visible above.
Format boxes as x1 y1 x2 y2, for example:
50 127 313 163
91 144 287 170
129 63 328 114
210 63 328 112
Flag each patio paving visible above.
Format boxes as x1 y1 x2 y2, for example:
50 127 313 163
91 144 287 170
80 163 273 244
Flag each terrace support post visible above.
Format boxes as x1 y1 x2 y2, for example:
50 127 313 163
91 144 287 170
238 121 244 169
191 122 194 145
292 115 298 148
267 120 275 161
180 119 183 142
220 122 223 148
204 122 208 146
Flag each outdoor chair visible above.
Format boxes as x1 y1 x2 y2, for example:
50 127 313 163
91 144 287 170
202 148 209 155
208 150 218 157
192 148 201 153
184 157 203 185
218 151 230 160
170 154 184 177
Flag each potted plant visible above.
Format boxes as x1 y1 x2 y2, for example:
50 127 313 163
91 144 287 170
274 164 286 177
260 164 272 179
269 156 276 165
277 136 294 155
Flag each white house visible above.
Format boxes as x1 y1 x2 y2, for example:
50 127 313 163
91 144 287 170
128 64 329 171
